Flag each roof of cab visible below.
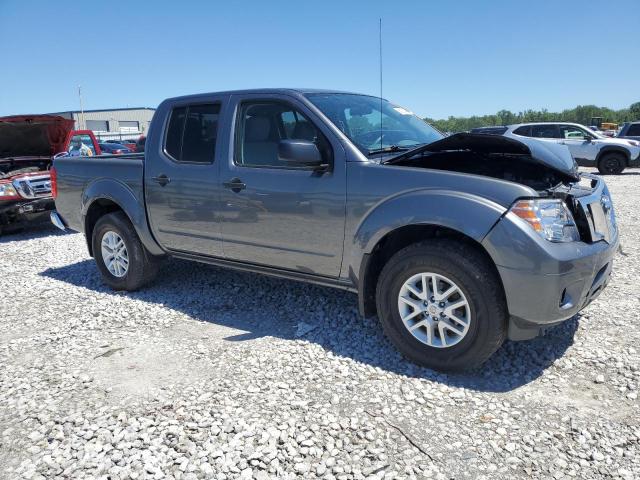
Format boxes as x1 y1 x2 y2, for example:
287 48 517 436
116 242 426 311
162 88 383 103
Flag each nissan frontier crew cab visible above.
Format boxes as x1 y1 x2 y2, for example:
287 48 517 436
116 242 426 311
50 89 619 371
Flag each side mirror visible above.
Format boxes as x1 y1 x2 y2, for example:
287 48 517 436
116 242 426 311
584 136 592 142
278 139 324 168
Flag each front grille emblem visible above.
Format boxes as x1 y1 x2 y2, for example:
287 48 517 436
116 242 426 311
14 179 35 199
11 175 51 199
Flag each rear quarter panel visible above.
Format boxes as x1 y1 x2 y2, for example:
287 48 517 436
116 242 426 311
53 155 162 254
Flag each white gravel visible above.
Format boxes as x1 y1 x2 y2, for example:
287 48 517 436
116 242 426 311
1 168 639 479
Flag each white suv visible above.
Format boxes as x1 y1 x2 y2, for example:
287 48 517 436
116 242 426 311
504 122 640 174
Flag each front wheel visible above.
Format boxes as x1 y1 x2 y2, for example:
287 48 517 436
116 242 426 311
92 212 160 290
597 153 626 175
375 240 507 371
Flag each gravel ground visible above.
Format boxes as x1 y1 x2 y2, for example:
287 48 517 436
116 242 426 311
1 168 638 480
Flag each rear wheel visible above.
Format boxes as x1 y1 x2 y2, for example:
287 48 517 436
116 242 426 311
375 240 507 371
92 212 160 290
597 153 626 175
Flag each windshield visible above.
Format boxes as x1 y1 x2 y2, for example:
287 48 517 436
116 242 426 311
305 93 443 155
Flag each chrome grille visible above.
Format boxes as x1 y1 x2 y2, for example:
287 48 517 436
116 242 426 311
12 174 51 199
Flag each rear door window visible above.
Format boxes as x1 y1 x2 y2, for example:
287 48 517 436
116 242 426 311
164 104 220 163
165 107 187 160
513 126 531 136
530 124 560 139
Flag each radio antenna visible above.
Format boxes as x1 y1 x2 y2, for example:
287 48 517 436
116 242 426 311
379 18 383 150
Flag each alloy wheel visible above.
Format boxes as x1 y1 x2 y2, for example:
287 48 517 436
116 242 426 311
397 272 471 348
101 231 129 278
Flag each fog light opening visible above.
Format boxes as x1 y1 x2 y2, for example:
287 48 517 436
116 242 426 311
559 288 574 310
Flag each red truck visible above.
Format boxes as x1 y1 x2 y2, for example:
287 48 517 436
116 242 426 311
0 114 100 234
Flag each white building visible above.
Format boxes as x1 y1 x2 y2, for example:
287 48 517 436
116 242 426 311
51 107 155 141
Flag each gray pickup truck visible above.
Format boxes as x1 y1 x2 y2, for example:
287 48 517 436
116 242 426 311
51 89 619 371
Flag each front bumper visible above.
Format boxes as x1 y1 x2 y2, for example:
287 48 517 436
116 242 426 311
0 197 55 228
482 184 619 341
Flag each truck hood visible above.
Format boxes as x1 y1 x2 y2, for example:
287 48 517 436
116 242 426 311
0 115 75 160
385 132 580 182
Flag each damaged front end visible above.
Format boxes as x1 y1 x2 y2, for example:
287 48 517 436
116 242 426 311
0 170 54 233
384 132 613 245
384 132 579 192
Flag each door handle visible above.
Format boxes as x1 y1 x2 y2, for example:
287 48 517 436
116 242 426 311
223 178 246 193
152 174 170 186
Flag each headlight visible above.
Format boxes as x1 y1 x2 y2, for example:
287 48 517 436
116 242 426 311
0 182 19 199
510 199 580 242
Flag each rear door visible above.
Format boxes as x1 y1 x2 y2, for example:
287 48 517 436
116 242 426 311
217 93 346 277
145 97 226 256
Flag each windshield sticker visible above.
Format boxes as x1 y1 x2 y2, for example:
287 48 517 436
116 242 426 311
393 106 414 116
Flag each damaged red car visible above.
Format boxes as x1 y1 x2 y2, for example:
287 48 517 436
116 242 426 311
0 115 100 234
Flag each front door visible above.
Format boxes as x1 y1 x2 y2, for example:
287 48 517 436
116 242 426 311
218 95 346 277
558 124 595 163
145 99 225 256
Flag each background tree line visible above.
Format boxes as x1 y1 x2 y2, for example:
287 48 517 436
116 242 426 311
425 102 640 133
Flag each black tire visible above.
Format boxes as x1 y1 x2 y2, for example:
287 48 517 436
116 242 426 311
597 153 626 175
92 212 160 291
375 240 507 372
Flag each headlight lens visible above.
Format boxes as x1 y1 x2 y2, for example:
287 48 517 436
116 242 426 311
0 182 19 199
510 199 580 242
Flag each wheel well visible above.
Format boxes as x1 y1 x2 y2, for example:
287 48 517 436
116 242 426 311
84 199 124 257
597 148 630 166
358 224 503 318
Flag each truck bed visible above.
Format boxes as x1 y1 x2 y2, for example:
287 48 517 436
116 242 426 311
53 153 145 233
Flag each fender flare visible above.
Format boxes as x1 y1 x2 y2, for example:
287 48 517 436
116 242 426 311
346 189 507 286
596 146 630 166
82 178 164 256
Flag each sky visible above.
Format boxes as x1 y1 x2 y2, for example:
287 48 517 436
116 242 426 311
1 0 638 119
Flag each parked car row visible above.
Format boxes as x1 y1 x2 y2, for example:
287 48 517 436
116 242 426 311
104 139 137 151
470 121 640 174
98 142 132 155
96 136 147 154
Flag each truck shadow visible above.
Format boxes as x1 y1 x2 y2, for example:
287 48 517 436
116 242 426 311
40 258 578 393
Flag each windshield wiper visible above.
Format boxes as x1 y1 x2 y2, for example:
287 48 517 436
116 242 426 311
382 142 433 164
366 145 412 156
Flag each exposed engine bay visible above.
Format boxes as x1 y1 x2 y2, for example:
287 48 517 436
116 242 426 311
0 160 49 179
391 151 569 191
383 132 580 192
